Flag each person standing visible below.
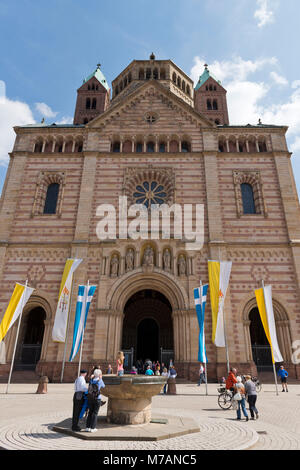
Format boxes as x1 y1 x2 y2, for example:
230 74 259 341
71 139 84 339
71 369 88 432
278 365 289 392
116 351 124 376
197 363 206 386
106 364 113 374
244 375 259 420
85 369 105 433
233 376 249 421
161 367 168 394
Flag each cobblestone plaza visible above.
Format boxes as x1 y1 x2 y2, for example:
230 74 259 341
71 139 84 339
1 382 300 451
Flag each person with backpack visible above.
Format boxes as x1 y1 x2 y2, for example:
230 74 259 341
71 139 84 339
85 369 105 433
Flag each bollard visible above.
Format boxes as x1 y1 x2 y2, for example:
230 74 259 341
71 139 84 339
167 377 177 395
36 376 49 394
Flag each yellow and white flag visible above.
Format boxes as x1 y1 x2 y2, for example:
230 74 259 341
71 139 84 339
208 260 232 347
0 283 35 342
52 258 83 342
255 284 283 363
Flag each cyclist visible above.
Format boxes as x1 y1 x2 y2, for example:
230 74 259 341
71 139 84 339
226 367 238 394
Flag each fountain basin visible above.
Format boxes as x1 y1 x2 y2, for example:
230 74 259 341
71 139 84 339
101 375 167 425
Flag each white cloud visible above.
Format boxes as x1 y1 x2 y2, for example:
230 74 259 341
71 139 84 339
190 55 300 163
0 82 35 165
35 102 58 118
191 56 277 84
56 116 73 125
292 80 300 89
254 0 275 28
270 71 288 86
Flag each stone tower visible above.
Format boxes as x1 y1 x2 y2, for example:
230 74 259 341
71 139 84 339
73 64 110 125
194 64 229 125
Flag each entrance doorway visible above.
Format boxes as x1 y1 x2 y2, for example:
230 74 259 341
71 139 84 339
137 318 159 361
249 307 272 371
122 289 173 364
15 307 46 370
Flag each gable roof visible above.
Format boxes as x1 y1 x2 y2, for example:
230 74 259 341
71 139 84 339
87 78 215 129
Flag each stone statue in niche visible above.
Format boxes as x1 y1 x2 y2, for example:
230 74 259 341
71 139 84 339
125 248 134 272
143 245 154 266
163 248 171 272
178 255 186 276
110 254 119 277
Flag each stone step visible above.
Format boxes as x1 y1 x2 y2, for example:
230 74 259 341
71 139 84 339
0 370 40 384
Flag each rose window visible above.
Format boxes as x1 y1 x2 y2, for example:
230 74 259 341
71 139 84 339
133 181 167 208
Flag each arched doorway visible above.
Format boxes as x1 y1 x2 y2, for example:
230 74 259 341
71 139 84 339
249 307 273 371
15 307 46 370
122 289 173 365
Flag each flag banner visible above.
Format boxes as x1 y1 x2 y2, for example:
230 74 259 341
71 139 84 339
194 284 208 363
69 284 96 362
52 258 83 342
0 283 35 342
255 285 283 363
208 260 232 347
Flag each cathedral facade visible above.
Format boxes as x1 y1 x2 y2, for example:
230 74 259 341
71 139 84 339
0 55 300 381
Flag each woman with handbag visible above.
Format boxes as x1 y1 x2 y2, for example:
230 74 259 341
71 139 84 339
233 376 249 421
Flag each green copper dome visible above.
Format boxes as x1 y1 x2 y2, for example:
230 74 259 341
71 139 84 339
195 64 221 91
83 64 110 91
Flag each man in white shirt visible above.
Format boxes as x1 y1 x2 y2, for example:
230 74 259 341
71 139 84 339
72 369 88 432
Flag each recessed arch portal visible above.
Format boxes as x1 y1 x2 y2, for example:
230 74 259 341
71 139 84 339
122 289 173 363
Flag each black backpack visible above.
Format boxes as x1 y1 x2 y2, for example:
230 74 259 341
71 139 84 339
87 381 99 401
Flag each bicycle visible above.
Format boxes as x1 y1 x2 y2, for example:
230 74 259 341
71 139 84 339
241 375 262 393
217 384 234 410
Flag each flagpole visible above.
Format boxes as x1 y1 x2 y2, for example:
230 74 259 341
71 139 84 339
61 275 75 383
6 280 28 394
261 280 279 396
78 280 89 377
199 280 208 396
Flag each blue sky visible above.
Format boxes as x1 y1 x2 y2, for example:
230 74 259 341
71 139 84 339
1 0 300 194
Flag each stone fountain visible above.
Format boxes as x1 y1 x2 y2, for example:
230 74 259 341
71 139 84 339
52 373 200 441
102 374 166 425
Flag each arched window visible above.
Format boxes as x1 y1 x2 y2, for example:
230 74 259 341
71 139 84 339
207 99 212 110
209 84 213 91
139 69 144 80
83 118 88 124
146 68 151 80
153 68 158 79
172 72 176 83
128 73 132 83
136 142 143 153
177 76 181 88
160 69 166 80
215 119 221 125
258 141 267 152
115 86 119 96
92 98 97 109
182 80 186 92
159 142 166 153
241 183 256 214
186 85 190 96
147 141 155 153
86 98 91 110
43 183 60 214
181 141 190 152
34 141 43 153
113 142 120 153
213 99 218 110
